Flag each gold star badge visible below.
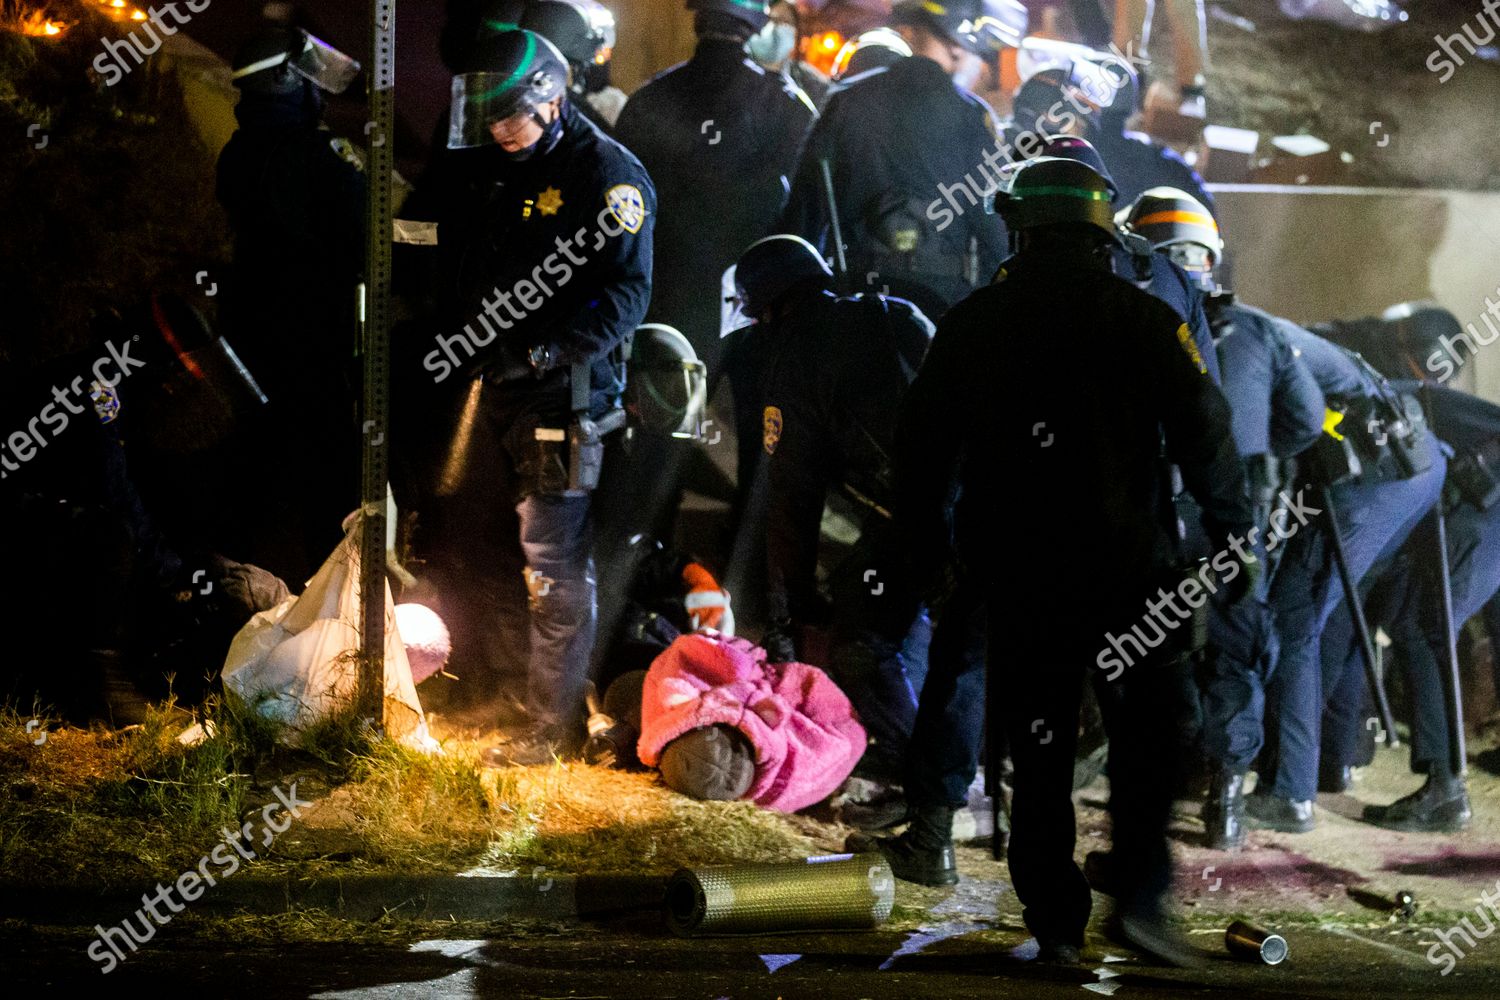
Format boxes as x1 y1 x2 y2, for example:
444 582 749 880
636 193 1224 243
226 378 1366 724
537 187 564 216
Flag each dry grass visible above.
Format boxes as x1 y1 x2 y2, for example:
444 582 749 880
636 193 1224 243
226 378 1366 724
0 703 843 889
318 730 837 876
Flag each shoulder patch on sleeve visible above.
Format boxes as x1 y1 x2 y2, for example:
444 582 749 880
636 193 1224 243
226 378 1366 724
605 184 647 234
763 406 783 455
1176 322 1208 375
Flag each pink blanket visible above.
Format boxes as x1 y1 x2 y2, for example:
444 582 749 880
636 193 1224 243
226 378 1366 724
638 633 867 812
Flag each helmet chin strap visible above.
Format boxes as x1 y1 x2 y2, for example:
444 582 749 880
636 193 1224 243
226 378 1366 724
503 102 567 161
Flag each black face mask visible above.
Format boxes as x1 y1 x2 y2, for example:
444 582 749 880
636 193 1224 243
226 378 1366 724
503 108 566 162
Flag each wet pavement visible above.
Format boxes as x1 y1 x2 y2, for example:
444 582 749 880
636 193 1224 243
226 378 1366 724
8 915 1500 997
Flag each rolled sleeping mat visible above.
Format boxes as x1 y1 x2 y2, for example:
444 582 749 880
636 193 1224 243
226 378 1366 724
666 854 895 936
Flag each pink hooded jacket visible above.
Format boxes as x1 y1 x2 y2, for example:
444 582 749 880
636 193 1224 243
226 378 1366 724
638 633 868 812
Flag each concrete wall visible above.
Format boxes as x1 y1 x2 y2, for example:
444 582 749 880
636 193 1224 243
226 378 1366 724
1211 185 1500 400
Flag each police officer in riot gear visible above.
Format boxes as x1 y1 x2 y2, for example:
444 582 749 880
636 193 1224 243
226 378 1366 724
614 0 816 372
829 27 913 90
407 29 655 764
783 0 1022 322
1133 241 1448 834
521 0 627 130
1122 189 1327 849
1028 140 1220 383
729 235 939 791
1009 58 1213 215
217 26 366 584
897 156 1253 964
1313 312 1493 832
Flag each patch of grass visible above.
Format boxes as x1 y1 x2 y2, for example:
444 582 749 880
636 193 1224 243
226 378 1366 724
0 692 311 887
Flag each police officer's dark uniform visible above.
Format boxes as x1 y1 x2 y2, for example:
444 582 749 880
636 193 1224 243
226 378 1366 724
782 0 1010 323
1035 140 1220 383
1311 378 1495 832
1010 62 1215 218
729 235 938 784
896 157 1252 963
409 30 655 763
216 26 366 583
613 0 815 370
1120 189 1325 849
1243 318 1447 832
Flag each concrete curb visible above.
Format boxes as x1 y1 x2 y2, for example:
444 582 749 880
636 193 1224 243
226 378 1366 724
1 874 668 925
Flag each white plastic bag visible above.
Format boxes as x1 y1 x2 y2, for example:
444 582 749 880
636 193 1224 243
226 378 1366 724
222 514 433 749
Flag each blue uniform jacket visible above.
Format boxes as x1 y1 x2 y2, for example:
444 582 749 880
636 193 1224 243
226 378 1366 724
1211 301 1326 459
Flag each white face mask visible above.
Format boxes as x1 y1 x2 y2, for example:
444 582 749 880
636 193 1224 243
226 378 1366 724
951 51 984 91
747 22 797 67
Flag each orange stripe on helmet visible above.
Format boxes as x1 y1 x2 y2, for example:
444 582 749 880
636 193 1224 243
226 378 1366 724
1134 209 1219 233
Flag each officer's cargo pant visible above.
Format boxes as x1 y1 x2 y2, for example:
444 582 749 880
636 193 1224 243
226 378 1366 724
480 382 599 731
1265 455 1446 801
998 596 1187 945
1322 493 1500 775
826 518 930 782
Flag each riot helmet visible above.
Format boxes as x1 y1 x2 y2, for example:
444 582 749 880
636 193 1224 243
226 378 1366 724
625 325 709 440
733 234 835 319
448 29 570 153
231 27 361 96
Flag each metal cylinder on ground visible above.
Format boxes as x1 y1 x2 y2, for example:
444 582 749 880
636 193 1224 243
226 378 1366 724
1225 919 1289 965
666 855 895 936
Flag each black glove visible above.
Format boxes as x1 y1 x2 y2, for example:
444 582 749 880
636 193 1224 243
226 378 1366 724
483 342 534 383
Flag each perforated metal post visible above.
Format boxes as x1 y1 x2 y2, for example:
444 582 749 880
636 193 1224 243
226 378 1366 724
358 1 396 724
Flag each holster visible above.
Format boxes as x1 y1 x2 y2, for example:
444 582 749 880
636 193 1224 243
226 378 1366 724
562 360 626 496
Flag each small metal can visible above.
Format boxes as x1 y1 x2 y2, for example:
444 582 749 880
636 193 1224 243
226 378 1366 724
1225 919 1289 965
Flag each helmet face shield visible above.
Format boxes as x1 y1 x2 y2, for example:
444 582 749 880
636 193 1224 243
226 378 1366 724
289 33 362 94
449 72 534 148
626 325 710 440
448 30 569 149
232 29 360 94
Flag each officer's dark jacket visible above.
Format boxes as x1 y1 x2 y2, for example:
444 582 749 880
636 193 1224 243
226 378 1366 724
1208 300 1325 460
783 55 1007 310
1246 305 1382 408
757 290 933 619
404 102 655 414
614 38 814 356
898 253 1251 623
216 91 367 396
1108 245 1219 385
1094 126 1216 219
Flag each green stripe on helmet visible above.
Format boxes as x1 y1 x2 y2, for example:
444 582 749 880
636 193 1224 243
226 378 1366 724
1014 185 1112 201
475 30 539 102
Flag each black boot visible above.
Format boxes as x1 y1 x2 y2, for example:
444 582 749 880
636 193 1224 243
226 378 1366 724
1363 773 1471 832
846 804 958 887
1318 761 1353 794
1202 769 1247 851
1244 791 1314 833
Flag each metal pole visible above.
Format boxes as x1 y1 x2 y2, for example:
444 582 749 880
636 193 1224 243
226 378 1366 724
358 0 396 725
818 158 850 293
1320 485 1399 748
1422 385 1467 776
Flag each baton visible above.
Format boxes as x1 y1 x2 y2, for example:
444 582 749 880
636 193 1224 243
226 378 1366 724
818 158 852 294
1421 385 1467 776
1320 485 1400 748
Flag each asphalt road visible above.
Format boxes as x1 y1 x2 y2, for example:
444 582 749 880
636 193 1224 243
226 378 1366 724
9 918 1500 998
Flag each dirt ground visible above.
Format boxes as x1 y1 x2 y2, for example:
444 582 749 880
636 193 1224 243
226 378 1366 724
895 720 1500 936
